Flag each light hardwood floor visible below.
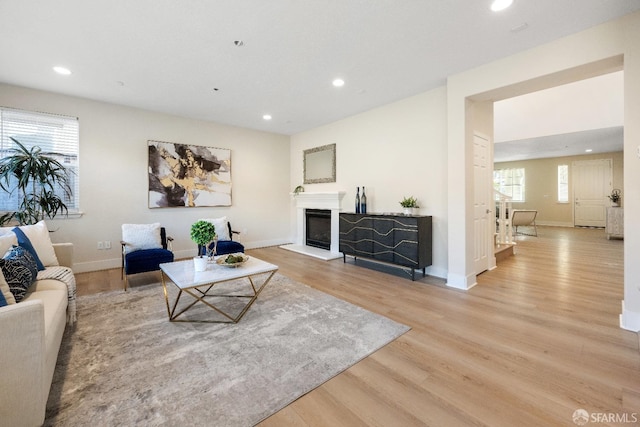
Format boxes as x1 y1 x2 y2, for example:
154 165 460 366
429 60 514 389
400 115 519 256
76 226 640 426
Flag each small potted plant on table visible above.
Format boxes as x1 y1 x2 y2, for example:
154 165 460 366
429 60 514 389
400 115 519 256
608 189 621 207
190 220 216 271
399 196 419 215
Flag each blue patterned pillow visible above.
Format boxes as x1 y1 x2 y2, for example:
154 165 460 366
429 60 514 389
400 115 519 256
0 246 38 302
12 227 45 271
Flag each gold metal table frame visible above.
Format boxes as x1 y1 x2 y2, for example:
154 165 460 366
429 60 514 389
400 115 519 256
160 258 278 323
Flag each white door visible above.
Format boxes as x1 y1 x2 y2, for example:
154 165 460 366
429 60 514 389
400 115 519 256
573 159 612 227
473 133 493 274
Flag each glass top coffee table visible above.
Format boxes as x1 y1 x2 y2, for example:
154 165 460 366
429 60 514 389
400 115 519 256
159 256 278 323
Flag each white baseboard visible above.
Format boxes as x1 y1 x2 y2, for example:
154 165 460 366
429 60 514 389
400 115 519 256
446 272 477 290
620 300 640 332
536 221 574 227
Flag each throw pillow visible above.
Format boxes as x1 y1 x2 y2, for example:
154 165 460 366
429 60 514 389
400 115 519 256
17 220 59 267
0 233 18 256
122 223 162 254
1 246 38 302
199 217 230 241
0 271 16 306
12 227 45 271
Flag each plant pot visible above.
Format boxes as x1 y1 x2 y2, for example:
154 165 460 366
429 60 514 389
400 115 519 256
402 207 416 215
193 256 208 272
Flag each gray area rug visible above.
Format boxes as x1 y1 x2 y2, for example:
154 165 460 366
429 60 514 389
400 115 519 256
45 273 409 426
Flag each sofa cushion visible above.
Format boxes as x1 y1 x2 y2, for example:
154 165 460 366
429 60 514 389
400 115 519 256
22 284 67 352
0 270 16 306
122 223 162 254
213 240 245 256
124 248 174 275
17 220 59 267
0 246 38 302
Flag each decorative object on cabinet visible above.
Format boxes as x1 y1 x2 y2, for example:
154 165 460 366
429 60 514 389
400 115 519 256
608 188 621 207
361 187 367 213
355 187 361 213
339 213 432 280
303 143 336 184
293 185 305 195
606 207 623 240
148 140 231 208
399 196 419 215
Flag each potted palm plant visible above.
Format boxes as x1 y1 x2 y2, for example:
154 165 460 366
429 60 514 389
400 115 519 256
190 220 216 271
0 137 74 226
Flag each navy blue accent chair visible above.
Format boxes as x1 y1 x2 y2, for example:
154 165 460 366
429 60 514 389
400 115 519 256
121 227 174 291
199 221 244 256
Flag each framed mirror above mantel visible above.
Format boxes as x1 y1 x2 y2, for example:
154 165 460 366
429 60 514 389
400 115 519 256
303 143 336 184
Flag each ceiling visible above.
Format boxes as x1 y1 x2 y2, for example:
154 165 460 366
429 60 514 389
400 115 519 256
493 126 623 162
1 1 640 136
494 71 624 162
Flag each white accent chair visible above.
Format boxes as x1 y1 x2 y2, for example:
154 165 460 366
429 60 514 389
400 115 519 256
511 210 538 237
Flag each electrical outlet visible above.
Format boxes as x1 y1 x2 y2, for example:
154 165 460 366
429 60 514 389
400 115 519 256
97 241 104 250
104 241 111 250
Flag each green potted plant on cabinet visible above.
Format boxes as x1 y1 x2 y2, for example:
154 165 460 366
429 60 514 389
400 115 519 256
190 220 216 271
399 196 420 215
0 137 73 226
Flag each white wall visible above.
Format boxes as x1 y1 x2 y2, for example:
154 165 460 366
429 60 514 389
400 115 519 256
447 11 640 330
0 83 292 273
290 87 449 278
494 71 624 143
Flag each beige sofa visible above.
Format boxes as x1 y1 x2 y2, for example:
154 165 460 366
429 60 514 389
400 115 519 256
0 223 75 427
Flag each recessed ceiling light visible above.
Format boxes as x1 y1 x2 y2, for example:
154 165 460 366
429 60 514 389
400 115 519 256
332 78 345 87
510 22 528 33
491 0 513 12
263 114 272 121
585 149 593 153
53 66 71 75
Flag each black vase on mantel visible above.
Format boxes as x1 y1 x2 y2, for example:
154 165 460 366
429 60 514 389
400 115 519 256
361 186 367 213
355 187 361 213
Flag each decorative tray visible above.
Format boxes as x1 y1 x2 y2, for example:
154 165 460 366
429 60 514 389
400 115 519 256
216 253 249 268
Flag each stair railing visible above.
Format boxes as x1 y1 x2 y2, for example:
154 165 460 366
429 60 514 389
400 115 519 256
494 190 514 245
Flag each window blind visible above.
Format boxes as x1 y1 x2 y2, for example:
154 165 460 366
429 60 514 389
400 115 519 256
0 107 80 212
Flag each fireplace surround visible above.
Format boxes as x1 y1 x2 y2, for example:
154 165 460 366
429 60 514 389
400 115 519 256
280 191 345 260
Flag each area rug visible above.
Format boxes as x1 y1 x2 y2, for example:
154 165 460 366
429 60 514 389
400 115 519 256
45 273 409 426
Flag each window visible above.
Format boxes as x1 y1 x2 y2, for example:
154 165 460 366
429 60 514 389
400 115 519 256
557 164 569 203
0 107 79 214
493 168 525 202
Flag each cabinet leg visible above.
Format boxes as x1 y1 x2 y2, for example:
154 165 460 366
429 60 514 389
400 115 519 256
411 268 415 281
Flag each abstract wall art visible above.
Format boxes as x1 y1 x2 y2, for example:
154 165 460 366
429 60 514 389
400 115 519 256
148 140 231 208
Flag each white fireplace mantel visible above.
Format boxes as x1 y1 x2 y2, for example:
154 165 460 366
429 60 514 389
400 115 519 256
281 191 346 260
